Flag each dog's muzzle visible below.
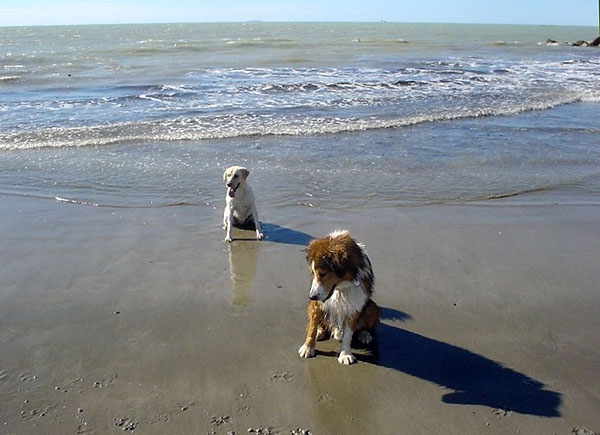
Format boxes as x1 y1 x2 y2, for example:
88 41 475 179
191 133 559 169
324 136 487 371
309 283 336 302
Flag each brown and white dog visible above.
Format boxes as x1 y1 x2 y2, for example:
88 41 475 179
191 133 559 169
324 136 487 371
298 230 379 365
222 166 264 243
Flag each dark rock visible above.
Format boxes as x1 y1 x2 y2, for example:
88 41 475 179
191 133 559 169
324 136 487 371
546 36 600 47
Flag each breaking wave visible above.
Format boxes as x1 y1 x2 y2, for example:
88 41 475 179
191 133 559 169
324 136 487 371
1 55 598 151
0 93 588 151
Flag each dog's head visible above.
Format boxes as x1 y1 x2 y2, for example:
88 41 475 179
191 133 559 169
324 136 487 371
306 230 364 301
223 166 250 198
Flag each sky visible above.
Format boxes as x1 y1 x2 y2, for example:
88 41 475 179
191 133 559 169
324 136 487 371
0 0 598 27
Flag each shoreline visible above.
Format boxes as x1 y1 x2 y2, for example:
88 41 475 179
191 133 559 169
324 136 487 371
1 193 599 434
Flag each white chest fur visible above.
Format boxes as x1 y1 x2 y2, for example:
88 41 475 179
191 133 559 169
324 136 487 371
322 281 367 329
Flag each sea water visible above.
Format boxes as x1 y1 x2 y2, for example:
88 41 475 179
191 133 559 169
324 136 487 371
1 22 599 210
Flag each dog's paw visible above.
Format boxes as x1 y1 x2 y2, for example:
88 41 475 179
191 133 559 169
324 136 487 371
337 351 357 365
256 232 264 240
357 330 373 344
298 344 315 359
224 236 233 243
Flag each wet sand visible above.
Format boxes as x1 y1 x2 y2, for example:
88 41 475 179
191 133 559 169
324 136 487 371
1 193 599 434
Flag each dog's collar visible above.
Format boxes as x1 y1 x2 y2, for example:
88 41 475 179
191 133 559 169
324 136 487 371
323 284 337 302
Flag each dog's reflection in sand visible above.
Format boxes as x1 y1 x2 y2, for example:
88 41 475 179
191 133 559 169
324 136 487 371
227 238 259 306
226 223 313 306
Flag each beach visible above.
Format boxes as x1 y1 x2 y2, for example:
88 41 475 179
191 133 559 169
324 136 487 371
1 21 599 434
1 190 599 434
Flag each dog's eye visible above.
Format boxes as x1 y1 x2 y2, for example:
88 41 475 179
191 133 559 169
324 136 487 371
318 271 327 279
233 174 238 178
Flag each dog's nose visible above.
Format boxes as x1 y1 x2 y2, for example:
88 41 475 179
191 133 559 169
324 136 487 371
226 182 232 187
309 294 320 301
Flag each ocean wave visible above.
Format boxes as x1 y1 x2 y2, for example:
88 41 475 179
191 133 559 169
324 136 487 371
53 196 200 208
0 191 204 209
353 38 409 44
224 37 297 48
241 79 424 95
0 75 21 82
0 94 586 151
1 181 581 211
491 40 522 46
478 186 556 201
54 196 101 207
581 91 600 103
2 55 598 150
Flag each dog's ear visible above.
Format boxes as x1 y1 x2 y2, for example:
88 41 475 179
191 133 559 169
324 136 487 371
330 258 346 278
330 241 361 278
241 168 250 179
330 251 350 278
311 252 337 276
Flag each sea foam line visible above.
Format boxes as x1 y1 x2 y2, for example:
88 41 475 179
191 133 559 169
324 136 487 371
54 196 100 207
0 93 589 151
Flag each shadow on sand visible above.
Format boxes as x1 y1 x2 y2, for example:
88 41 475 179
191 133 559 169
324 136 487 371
227 222 312 246
261 222 313 246
362 307 562 417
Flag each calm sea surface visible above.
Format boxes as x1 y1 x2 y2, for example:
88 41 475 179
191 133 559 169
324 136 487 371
1 22 599 210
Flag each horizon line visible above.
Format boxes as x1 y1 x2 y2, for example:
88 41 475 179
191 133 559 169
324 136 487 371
0 20 598 29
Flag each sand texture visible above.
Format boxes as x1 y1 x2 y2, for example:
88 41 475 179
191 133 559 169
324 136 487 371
1 194 599 434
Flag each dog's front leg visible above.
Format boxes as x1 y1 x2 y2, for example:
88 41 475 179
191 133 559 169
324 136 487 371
337 325 357 365
298 320 318 358
251 204 264 240
298 301 320 358
223 209 234 243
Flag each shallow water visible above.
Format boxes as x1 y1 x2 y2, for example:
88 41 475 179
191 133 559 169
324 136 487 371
1 102 598 211
1 23 599 209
